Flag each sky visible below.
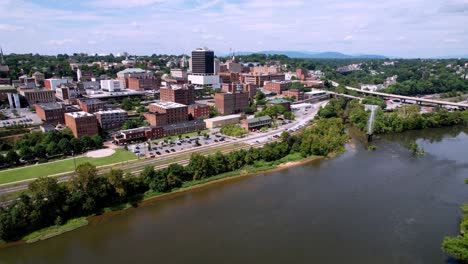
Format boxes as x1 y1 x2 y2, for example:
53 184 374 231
0 0 467 58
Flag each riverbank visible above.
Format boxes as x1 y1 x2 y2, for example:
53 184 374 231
1 153 324 248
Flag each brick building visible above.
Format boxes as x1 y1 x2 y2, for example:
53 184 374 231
241 73 285 87
126 78 160 91
147 101 188 124
296 68 307 80
114 126 164 144
263 81 291 94
159 85 194 105
78 98 107 114
144 112 169 126
19 89 56 104
116 68 159 91
35 102 66 125
222 83 257 99
214 92 249 115
95 109 128 130
188 104 210 119
64 111 99 138
219 72 240 83
282 89 304 101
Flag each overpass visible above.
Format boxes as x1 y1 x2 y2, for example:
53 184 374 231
327 91 362 101
345 86 468 109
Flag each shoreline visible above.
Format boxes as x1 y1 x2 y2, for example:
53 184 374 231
0 154 324 249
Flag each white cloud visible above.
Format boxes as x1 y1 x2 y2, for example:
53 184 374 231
444 38 460 43
90 0 168 8
48 39 74 46
0 24 24 32
344 35 353 41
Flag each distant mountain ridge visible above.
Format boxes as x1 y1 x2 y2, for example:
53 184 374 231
226 50 388 59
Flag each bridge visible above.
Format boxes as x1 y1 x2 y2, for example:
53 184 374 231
345 86 468 109
327 91 362 101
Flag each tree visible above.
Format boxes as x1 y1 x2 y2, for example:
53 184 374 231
70 138 83 153
209 106 218 118
255 91 266 101
6 150 20 164
92 135 103 148
81 135 94 150
19 146 34 161
33 144 46 159
57 138 71 155
283 111 295 120
69 162 100 196
29 177 63 203
107 169 126 198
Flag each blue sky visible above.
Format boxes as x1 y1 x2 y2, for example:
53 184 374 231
0 0 467 57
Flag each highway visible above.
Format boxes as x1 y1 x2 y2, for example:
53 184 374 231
345 86 468 108
0 100 329 196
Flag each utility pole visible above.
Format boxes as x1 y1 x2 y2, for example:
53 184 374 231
71 151 77 176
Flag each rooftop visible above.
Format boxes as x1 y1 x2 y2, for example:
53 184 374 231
246 115 272 124
66 111 94 118
95 109 127 114
205 114 241 122
117 68 146 74
79 98 105 105
0 85 15 91
267 98 291 104
35 102 63 110
150 101 187 109
187 103 208 109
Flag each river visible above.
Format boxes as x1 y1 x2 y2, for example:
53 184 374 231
1 127 468 264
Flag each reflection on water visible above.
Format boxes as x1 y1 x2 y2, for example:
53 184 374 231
0 126 467 264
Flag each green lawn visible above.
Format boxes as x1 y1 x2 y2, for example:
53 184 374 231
22 217 89 243
0 149 136 185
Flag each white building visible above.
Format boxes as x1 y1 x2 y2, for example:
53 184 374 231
100 79 124 92
188 74 220 89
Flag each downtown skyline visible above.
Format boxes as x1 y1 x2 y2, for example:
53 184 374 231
0 0 467 58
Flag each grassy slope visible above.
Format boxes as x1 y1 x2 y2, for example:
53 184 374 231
0 149 136 184
22 217 89 243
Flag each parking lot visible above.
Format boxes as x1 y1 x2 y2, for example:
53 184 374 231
0 108 43 128
127 131 231 158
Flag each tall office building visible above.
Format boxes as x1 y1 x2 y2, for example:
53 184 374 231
191 48 214 74
188 47 220 89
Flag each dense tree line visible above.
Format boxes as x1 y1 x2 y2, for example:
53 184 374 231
442 204 468 261
0 131 103 168
121 115 149 130
0 118 348 242
320 97 468 134
2 53 182 81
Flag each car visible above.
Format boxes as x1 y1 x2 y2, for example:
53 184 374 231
170 149 175 152
149 155 155 158
273 135 279 138
165 150 170 153
156 151 161 155
134 150 140 154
